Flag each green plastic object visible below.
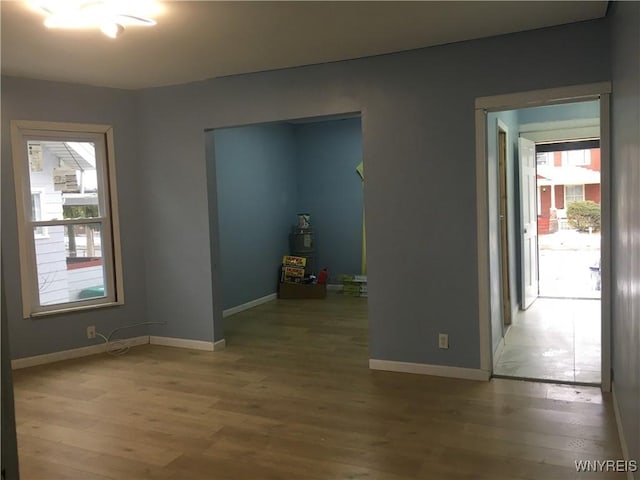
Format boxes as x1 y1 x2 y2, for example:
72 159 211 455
78 286 105 299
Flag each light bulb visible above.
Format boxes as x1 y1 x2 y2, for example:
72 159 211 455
100 22 124 38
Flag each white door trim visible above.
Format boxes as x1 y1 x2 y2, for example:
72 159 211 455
599 93 612 392
475 82 612 392
476 108 491 372
474 82 612 110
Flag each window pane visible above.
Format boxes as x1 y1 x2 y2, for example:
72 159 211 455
27 140 100 221
536 152 553 166
564 149 591 167
565 185 584 205
31 193 46 236
34 222 107 306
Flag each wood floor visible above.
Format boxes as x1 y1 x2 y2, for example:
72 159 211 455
13 294 623 479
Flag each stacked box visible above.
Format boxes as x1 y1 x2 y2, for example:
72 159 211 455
279 255 326 299
282 255 306 268
338 274 368 297
281 256 307 283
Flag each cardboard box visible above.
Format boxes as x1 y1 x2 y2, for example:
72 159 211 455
282 255 307 267
282 266 305 283
278 282 327 299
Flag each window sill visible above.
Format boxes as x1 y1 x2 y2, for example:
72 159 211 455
26 300 123 319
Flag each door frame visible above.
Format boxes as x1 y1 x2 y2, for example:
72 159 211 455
497 121 511 329
475 82 612 391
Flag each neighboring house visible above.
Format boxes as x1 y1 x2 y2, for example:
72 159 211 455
536 148 601 234
28 141 104 305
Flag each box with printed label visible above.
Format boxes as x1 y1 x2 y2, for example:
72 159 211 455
282 255 307 267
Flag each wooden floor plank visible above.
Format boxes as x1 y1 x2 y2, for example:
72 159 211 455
12 294 623 479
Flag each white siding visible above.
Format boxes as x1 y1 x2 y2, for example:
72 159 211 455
31 145 68 306
68 266 104 300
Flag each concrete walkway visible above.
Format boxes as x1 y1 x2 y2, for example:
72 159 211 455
538 230 600 299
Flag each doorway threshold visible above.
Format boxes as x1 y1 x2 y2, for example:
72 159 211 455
491 374 600 388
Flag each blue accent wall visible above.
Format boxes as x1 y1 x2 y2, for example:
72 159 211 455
294 118 363 281
210 123 297 310
518 100 600 124
210 117 363 310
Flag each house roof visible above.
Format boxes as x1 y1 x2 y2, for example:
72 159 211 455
537 165 601 186
41 141 96 172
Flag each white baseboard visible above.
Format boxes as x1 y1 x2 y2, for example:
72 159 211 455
11 336 149 370
223 293 277 318
213 338 226 350
493 336 505 369
612 382 635 480
149 336 214 351
369 359 490 381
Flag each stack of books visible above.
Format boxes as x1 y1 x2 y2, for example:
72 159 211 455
338 274 368 297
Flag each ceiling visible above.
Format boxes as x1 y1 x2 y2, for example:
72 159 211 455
1 1 608 90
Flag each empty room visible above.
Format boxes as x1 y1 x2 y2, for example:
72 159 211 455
1 2 638 479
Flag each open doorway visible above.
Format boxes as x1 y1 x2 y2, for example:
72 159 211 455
204 113 368 345
495 138 602 384
536 141 602 300
476 85 611 390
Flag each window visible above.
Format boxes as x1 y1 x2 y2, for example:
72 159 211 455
565 184 585 205
536 152 554 166
562 149 591 166
11 121 123 317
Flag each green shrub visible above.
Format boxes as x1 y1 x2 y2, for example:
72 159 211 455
567 200 600 232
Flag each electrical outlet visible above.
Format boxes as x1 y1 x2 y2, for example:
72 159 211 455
86 325 96 339
438 333 449 349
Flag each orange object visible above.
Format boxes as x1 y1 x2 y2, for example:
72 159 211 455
317 268 328 284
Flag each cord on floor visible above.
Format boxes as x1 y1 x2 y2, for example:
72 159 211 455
96 322 166 356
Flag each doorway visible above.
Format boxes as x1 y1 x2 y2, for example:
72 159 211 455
475 83 611 391
498 137 602 384
205 113 367 343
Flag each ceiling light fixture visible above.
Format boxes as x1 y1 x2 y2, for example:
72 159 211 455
29 0 161 38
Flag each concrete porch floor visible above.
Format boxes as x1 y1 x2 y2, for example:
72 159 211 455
538 230 601 299
493 297 601 384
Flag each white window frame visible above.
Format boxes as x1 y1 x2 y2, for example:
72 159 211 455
30 191 49 238
536 151 554 166
565 184 585 205
11 121 124 317
562 149 591 166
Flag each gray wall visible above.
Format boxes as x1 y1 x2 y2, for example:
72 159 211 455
1 77 148 359
610 1 640 474
210 123 297 310
136 19 609 368
295 118 363 281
